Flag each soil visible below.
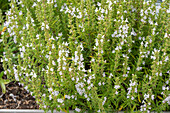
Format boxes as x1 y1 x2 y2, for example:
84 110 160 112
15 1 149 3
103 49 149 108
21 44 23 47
0 80 39 109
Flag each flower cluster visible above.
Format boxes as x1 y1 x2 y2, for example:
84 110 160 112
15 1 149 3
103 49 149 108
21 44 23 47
1 0 169 112
127 74 138 101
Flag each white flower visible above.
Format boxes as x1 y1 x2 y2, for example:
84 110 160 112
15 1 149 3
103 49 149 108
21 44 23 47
121 41 124 45
52 91 59 96
71 95 74 99
19 11 22 15
119 46 122 50
149 39 152 43
151 56 156 60
75 108 81 112
101 8 105 13
50 68 54 72
127 67 130 70
52 44 55 49
24 86 28 90
142 61 145 65
163 95 170 105
144 93 149 100
25 73 29 77
47 0 50 4
95 8 98 13
46 25 49 29
56 36 59 40
111 33 115 37
97 110 101 112
52 60 56 65
77 12 82 18
69 68 72 72
4 57 8 61
41 27 44 30
114 85 120 89
49 95 52 100
54 4 57 7
95 39 99 46
151 95 154 100
45 54 49 58
32 2 37 7
112 50 115 53
36 34 39 39
98 82 101 86
103 72 105 77
15 74 19 81
130 81 136 86
128 49 131 53
84 94 87 98
14 36 17 43
91 58 95 62
97 2 101 6
57 99 64 103
131 96 134 100
59 71 62 75
135 88 137 93
115 46 119 50
71 77 75 81
131 28 137 36
165 56 169 62
58 33 62 36
32 73 37 78
136 67 140 71
87 79 90 84
102 100 106 105
65 95 71 99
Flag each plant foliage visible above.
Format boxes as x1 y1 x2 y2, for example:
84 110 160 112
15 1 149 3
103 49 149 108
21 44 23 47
1 0 170 112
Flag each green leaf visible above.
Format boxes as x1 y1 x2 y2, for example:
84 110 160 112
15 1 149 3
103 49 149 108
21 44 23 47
119 102 127 111
0 71 4 78
0 81 6 94
0 25 4 31
138 93 141 103
131 104 136 112
2 79 10 85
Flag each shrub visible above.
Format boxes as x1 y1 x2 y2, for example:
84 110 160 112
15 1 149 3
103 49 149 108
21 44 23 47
1 0 170 113
0 9 11 95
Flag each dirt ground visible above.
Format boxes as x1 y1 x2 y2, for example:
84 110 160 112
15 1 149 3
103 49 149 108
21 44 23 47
0 81 39 109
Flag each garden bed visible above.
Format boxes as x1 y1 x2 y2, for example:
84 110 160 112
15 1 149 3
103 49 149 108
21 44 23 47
0 0 169 112
0 80 39 109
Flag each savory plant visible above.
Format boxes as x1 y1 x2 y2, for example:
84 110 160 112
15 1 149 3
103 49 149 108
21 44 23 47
1 0 169 113
0 10 10 95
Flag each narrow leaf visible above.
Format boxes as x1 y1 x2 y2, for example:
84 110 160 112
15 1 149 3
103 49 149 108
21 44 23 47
2 79 10 85
0 71 4 78
0 82 6 94
138 93 141 103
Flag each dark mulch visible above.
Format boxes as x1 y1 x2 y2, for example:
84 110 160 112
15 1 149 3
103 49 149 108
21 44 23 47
0 81 39 109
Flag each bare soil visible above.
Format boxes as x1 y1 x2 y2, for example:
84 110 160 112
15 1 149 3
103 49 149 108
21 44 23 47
0 81 39 109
